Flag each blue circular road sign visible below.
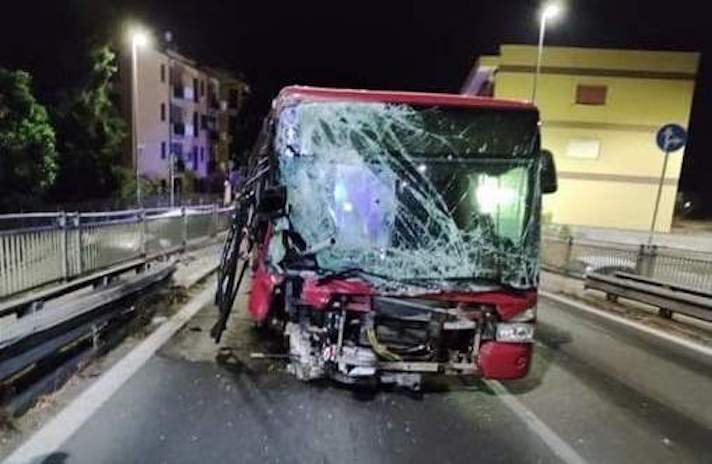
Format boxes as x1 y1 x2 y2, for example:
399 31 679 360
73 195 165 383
656 124 687 152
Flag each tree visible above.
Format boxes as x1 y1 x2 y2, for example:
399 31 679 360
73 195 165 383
52 44 127 202
0 69 58 210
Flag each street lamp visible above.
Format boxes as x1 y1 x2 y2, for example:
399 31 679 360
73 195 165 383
531 3 562 103
130 28 150 207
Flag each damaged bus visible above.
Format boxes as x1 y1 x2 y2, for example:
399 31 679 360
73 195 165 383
214 86 557 390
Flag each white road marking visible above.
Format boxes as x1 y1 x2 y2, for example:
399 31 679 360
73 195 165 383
540 290 712 359
3 284 215 464
484 379 588 464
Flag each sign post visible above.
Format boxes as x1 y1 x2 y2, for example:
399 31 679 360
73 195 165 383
649 124 687 244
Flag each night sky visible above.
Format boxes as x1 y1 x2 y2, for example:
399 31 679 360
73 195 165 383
1 1 709 199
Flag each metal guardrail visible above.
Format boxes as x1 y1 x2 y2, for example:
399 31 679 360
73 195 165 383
585 271 712 322
542 230 712 293
0 261 177 417
0 205 234 300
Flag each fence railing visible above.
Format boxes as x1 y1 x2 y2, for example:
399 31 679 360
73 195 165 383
0 205 234 299
542 228 712 292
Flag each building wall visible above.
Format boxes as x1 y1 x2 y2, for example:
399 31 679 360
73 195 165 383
485 45 698 231
135 47 170 180
167 57 211 181
131 47 223 188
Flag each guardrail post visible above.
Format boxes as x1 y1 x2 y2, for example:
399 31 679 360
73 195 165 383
636 244 657 278
181 205 188 250
564 236 574 274
75 213 83 275
211 203 218 237
139 209 147 256
59 212 69 281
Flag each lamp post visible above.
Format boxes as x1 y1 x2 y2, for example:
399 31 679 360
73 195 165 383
531 3 561 103
130 29 149 207
168 55 175 208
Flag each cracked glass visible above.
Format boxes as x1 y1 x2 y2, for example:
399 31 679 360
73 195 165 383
273 99 542 291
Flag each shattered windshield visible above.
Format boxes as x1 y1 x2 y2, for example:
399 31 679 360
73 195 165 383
274 100 542 290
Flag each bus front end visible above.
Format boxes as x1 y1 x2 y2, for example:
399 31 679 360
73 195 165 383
217 86 556 389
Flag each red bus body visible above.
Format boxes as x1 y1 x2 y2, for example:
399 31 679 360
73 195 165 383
236 86 546 388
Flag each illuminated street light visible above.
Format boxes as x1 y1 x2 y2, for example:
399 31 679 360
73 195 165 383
131 29 149 48
130 27 151 207
542 3 561 21
531 2 563 103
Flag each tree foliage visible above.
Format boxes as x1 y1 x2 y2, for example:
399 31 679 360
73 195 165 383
52 44 127 202
0 69 58 209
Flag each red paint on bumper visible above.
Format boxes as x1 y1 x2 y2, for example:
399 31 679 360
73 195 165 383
423 290 537 321
478 341 532 379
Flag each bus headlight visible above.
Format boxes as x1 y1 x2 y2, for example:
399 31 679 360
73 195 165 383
496 323 535 343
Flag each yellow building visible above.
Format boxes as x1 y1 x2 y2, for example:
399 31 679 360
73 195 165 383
463 45 699 231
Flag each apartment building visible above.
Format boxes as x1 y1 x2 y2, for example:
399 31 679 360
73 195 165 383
122 44 245 194
462 45 699 231
203 67 250 171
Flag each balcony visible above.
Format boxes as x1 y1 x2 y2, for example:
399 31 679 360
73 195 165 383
184 86 195 102
173 122 185 136
208 94 220 110
175 158 186 173
170 105 183 124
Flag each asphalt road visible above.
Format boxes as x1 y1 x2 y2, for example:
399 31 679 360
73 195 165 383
8 287 712 464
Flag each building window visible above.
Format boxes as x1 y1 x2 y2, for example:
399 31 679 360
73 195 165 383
566 138 601 160
193 78 199 102
193 111 199 136
160 64 166 83
160 103 166 122
576 84 608 105
200 80 205 97
192 146 199 170
200 146 205 162
161 141 167 159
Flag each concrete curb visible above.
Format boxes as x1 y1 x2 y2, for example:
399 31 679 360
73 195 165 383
171 246 221 291
173 262 219 291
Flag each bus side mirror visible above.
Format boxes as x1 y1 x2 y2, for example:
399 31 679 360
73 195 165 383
541 150 558 194
257 186 286 215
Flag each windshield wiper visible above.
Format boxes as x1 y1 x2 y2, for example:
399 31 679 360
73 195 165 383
317 266 445 287
402 275 502 289
316 267 392 285
404 276 495 282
